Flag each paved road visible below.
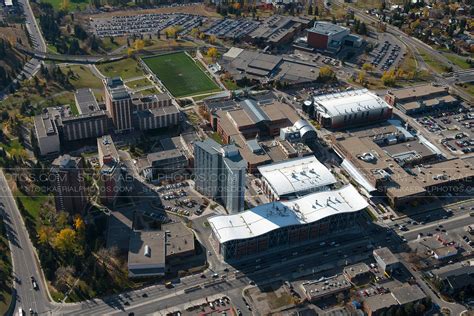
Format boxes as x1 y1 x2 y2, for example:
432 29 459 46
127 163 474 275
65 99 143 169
0 170 53 315
16 0 46 78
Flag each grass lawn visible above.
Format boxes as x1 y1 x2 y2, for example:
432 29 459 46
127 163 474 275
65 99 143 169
97 58 145 80
62 65 103 90
142 52 221 98
0 219 12 316
419 49 449 73
40 0 89 11
458 82 474 97
444 53 472 70
125 78 151 90
209 132 223 145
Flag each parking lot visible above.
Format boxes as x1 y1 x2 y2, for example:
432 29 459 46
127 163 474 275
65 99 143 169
156 181 207 217
92 13 207 37
367 39 403 71
204 18 260 39
414 106 474 154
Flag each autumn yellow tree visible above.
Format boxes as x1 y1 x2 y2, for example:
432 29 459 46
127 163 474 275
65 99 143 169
38 226 56 246
208 35 217 45
199 32 206 40
134 39 145 51
165 27 177 39
358 71 366 84
60 0 69 11
207 47 218 60
362 63 373 72
381 70 396 86
318 66 336 82
53 228 82 255
190 28 199 38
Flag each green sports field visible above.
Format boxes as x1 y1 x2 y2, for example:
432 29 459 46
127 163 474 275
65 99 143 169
142 52 221 98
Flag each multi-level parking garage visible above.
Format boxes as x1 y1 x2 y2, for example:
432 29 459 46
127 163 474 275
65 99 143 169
208 184 368 261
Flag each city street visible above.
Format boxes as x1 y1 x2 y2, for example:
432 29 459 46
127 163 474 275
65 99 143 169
0 170 54 315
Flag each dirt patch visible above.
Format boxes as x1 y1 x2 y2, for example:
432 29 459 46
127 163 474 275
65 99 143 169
0 24 31 49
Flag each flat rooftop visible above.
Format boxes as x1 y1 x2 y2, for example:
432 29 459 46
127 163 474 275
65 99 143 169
391 284 426 305
258 155 337 197
308 21 349 36
162 222 195 257
389 84 449 101
209 184 368 244
302 274 351 300
75 88 99 114
343 262 370 279
128 230 165 266
373 247 399 265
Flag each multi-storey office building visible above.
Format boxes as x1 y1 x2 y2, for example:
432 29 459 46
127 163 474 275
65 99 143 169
194 139 247 214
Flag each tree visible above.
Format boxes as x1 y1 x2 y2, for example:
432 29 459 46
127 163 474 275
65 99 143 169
208 35 217 45
133 39 145 51
382 70 396 86
38 226 56 246
207 47 218 60
54 228 79 254
190 28 199 38
318 66 336 82
165 27 177 39
358 71 366 84
362 63 373 71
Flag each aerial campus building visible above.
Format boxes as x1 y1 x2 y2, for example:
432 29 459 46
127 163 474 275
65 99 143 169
258 155 337 201
194 139 247 214
306 21 362 53
306 89 393 129
208 184 368 260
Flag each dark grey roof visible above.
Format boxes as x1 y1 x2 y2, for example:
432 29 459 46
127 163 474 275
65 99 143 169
75 88 99 114
240 99 270 123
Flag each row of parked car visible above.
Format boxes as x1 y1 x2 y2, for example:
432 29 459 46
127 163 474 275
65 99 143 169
93 13 206 37
204 18 260 39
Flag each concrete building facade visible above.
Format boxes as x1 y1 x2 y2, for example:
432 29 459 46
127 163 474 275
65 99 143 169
50 155 87 214
194 139 247 214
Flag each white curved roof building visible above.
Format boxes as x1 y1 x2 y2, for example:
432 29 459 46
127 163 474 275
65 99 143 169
258 155 337 200
313 89 392 129
209 184 368 245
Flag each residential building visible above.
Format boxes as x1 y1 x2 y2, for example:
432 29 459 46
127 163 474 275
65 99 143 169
194 139 246 213
104 77 133 133
97 135 122 204
432 260 474 294
209 184 368 260
50 155 87 214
